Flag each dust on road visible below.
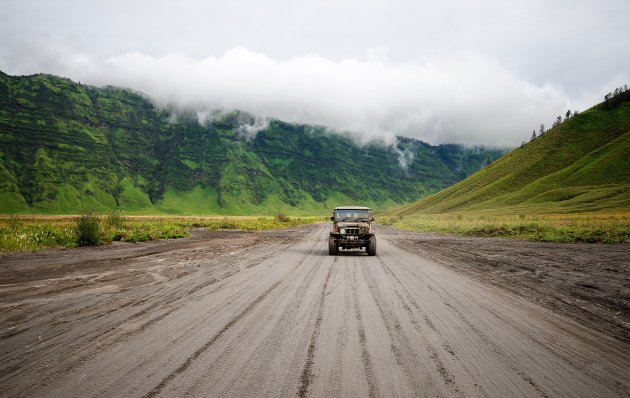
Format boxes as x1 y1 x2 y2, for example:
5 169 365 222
1 224 629 397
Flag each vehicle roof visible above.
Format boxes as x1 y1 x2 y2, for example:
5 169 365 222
333 206 371 210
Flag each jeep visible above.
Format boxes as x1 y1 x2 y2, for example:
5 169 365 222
328 206 376 256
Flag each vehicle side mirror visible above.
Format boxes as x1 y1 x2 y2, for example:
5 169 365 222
330 216 335 221
371 217 375 221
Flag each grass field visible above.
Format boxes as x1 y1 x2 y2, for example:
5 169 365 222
379 211 630 243
0 213 319 253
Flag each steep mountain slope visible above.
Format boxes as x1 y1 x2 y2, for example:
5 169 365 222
390 96 630 216
0 72 505 214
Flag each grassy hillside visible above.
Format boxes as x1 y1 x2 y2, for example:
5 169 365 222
389 99 630 216
382 94 630 243
0 71 506 215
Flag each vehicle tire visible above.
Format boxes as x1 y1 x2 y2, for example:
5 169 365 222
367 235 376 256
328 236 338 255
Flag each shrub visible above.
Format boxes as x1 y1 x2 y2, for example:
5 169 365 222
275 213 290 222
8 215 23 231
105 209 124 228
75 212 101 246
379 217 393 226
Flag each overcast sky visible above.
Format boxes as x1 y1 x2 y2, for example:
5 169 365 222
1 0 628 146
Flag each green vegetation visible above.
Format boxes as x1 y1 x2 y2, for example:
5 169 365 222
104 209 124 228
0 215 77 252
0 71 505 216
75 212 101 246
383 95 630 243
380 212 630 243
0 214 318 252
389 101 630 216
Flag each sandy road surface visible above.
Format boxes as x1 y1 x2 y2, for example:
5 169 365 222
1 224 629 397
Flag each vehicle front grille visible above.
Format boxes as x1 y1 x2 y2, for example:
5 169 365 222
344 227 359 235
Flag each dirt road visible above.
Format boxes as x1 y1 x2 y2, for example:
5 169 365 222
1 224 629 397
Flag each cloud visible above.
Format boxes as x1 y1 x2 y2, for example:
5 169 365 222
393 140 415 172
1 0 628 147
4 45 578 146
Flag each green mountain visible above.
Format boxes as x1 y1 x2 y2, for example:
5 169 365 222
390 92 630 216
0 72 506 215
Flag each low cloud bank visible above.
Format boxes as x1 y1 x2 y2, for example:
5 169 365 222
7 46 578 146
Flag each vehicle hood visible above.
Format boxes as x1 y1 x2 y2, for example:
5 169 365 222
336 221 371 228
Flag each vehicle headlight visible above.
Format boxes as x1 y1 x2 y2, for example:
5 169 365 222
340 228 345 234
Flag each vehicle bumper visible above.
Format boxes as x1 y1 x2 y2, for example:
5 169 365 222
330 233 373 248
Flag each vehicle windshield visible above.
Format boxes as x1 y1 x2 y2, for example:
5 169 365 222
334 209 370 221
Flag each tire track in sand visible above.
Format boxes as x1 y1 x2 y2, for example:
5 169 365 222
180 230 330 397
58 228 325 398
377 257 464 395
142 280 282 398
351 262 380 398
297 258 335 397
362 262 456 398
382 248 550 397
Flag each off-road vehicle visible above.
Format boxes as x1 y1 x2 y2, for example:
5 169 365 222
328 206 376 256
